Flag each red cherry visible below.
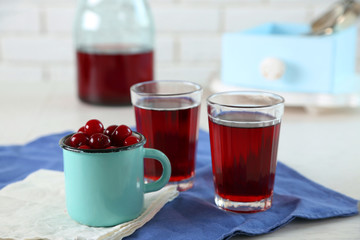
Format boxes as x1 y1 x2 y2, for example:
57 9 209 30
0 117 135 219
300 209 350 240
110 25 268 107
106 146 117 149
123 135 140 146
78 145 91 149
104 125 118 136
64 136 72 146
69 133 89 148
78 126 86 133
111 125 132 146
84 119 104 136
89 133 111 149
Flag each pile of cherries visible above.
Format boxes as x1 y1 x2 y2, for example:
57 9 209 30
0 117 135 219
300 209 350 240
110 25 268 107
66 119 140 149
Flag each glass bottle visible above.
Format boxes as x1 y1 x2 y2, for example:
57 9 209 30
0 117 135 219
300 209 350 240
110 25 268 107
74 0 154 105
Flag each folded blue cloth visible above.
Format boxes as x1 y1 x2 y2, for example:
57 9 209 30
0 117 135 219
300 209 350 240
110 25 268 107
0 130 358 239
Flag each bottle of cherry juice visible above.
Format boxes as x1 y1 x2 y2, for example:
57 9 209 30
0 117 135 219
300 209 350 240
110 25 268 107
74 0 154 105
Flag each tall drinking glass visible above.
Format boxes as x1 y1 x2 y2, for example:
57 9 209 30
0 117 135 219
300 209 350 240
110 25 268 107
131 80 202 191
207 91 284 212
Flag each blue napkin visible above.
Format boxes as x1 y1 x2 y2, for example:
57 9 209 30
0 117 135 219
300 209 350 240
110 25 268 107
0 130 358 240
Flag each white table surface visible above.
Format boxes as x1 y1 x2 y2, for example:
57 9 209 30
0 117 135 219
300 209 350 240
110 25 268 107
1 80 359 239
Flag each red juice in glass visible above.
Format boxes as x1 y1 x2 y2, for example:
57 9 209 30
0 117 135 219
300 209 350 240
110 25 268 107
76 46 153 105
209 111 281 208
134 97 200 184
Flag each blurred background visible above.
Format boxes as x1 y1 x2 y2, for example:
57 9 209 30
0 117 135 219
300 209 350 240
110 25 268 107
0 0 356 86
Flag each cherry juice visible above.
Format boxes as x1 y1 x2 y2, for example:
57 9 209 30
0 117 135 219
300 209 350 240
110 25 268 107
76 46 153 105
208 111 281 203
134 97 200 182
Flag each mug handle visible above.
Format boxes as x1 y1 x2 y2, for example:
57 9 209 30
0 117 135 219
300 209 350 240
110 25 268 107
143 148 171 193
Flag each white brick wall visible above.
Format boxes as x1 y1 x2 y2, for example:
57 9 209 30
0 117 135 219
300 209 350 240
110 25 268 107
154 7 220 32
45 8 75 33
2 37 73 62
0 8 40 33
0 0 358 86
0 64 42 82
180 36 221 62
155 36 175 62
224 7 309 31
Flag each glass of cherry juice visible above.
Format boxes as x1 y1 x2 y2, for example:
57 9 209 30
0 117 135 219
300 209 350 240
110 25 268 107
207 91 284 213
131 80 202 191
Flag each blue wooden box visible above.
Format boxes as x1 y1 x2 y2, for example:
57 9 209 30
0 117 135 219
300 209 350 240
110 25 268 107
221 23 358 94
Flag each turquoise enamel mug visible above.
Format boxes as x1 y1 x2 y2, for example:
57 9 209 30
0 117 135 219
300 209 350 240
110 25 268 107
59 131 171 227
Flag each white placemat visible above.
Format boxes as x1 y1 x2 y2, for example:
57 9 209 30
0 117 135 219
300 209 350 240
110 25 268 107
0 169 179 240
